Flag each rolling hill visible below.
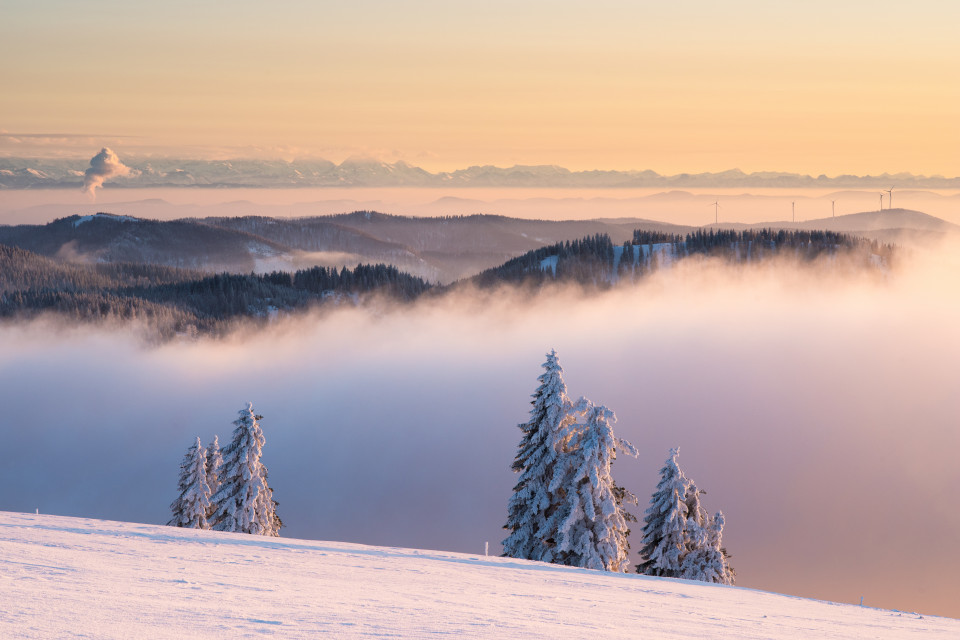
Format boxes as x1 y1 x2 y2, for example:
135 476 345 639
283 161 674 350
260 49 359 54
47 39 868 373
710 208 960 246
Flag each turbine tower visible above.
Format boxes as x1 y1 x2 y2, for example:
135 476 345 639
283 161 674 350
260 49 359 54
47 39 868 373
885 187 894 209
831 200 836 217
792 201 795 223
879 193 884 211
712 199 720 225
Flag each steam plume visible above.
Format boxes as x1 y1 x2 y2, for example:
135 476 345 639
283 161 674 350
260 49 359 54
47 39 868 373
82 147 134 198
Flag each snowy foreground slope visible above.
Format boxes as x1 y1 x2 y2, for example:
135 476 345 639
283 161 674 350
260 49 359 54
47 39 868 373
1 512 955 639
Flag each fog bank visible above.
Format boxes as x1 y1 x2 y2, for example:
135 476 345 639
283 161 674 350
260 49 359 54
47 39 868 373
0 247 958 617
2 187 959 226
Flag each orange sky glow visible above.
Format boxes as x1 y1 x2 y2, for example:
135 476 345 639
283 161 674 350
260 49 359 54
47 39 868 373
1 1 958 176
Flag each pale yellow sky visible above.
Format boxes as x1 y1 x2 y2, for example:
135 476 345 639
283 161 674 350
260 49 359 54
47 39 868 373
2 1 958 175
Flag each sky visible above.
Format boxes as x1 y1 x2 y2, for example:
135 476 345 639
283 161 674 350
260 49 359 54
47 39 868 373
2 1 959 176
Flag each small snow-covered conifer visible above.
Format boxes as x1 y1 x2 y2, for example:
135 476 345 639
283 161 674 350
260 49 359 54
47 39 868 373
503 350 575 562
714 512 736 585
210 403 281 536
679 511 735 584
639 449 735 583
168 437 212 529
637 447 689 576
552 400 638 571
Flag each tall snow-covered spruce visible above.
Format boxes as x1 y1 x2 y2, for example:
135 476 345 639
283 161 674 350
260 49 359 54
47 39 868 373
168 437 212 529
210 403 281 536
503 350 574 562
552 400 638 571
504 350 637 570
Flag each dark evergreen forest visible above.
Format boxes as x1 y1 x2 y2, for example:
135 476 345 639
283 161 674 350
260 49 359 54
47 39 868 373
0 244 432 337
474 228 893 287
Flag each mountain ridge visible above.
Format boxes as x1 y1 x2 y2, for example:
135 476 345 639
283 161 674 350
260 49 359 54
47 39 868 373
4 156 960 189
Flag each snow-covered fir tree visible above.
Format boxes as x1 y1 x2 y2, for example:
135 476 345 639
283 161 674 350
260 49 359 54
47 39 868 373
637 447 690 576
503 349 576 562
638 448 735 583
205 435 223 520
168 437 212 529
552 400 638 571
679 511 735 585
210 403 281 536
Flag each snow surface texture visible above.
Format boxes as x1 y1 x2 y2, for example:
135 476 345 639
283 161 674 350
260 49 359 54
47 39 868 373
1 512 955 639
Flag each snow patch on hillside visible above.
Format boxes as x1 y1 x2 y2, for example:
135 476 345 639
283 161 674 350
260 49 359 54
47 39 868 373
0 512 955 639
72 213 138 227
540 255 558 276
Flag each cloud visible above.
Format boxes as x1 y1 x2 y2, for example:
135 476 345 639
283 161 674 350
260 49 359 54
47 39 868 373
82 147 137 198
0 245 958 616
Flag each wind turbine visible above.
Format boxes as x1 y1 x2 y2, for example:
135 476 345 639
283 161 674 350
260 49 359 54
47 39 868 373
885 187 894 209
879 193 884 211
712 200 720 225
792 201 795 223
831 200 836 217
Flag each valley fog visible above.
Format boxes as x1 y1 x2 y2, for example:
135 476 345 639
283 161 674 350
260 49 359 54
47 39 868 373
0 245 958 617
2 187 959 226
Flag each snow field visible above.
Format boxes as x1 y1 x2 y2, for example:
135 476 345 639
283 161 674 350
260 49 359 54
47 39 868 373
1 512 956 639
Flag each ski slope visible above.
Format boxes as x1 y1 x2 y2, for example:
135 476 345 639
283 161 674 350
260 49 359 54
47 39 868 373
1 512 955 639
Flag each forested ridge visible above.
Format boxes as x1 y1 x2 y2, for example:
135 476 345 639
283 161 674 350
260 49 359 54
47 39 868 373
0 217 893 337
474 228 893 287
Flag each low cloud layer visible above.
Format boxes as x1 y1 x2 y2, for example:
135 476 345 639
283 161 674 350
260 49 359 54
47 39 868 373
82 147 135 198
0 247 958 617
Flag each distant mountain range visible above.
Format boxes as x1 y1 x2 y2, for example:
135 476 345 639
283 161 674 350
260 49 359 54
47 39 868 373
3 156 960 189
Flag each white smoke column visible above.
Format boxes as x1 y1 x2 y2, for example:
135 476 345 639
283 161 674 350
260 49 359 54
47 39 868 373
82 147 135 199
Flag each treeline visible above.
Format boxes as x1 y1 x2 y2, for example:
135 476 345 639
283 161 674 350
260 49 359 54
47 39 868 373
125 264 431 319
0 244 433 337
474 233 618 287
0 243 197 293
476 228 893 287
